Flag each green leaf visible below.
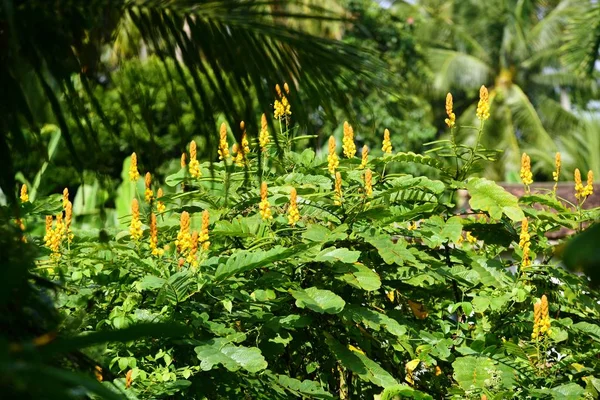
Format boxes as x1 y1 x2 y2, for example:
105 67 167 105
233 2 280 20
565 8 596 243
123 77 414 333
572 322 600 342
290 287 346 314
380 385 433 400
342 306 406 338
452 356 496 389
165 168 187 187
363 233 416 266
314 247 361 264
324 333 398 388
194 338 268 373
214 246 294 281
466 178 525 221
302 224 348 244
268 372 334 399
334 263 381 291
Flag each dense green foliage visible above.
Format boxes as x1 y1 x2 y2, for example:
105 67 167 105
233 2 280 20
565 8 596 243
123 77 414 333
10 103 600 398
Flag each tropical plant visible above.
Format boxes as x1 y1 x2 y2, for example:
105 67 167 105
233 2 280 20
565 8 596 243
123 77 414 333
397 0 598 181
14 90 600 399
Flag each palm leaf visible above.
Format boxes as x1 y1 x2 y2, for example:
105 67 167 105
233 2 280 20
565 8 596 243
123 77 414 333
561 0 600 76
426 48 492 93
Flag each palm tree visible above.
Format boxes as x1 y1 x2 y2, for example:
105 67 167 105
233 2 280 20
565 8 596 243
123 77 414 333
396 0 598 180
0 0 383 201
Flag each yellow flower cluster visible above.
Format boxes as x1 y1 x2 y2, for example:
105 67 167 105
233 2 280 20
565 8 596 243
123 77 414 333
129 199 143 241
44 215 63 259
199 210 210 251
382 129 392 154
520 152 533 189
407 221 418 231
466 232 477 244
233 122 250 167
288 187 300 226
149 213 164 257
156 188 166 213
187 231 199 268
145 172 153 203
218 122 230 161
259 113 270 152
553 152 561 193
359 145 369 169
342 121 356 158
176 211 193 255
334 172 343 206
189 140 201 178
65 198 74 244
574 168 594 200
327 136 339 174
62 188 69 208
519 218 531 268
259 182 272 220
532 295 551 340
364 169 373 197
476 85 490 121
20 184 29 203
274 83 291 120
129 152 140 182
444 93 456 128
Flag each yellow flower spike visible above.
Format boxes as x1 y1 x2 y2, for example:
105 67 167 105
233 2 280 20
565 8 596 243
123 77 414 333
199 210 210 251
156 188 166 213
259 113 270 152
476 85 490 121
444 93 456 128
382 128 392 154
359 145 369 169
218 122 230 161
553 152 561 193
180 153 186 169
574 168 585 199
44 215 54 248
62 188 69 209
327 136 339 174
334 172 343 206
20 184 29 203
540 295 551 334
288 187 300 226
188 140 201 178
364 169 373 197
129 199 143 242
532 299 541 340
176 211 192 255
520 153 533 191
275 84 282 98
259 181 273 220
144 172 154 203
519 218 531 268
149 213 164 257
129 152 140 182
187 231 199 268
466 232 477 244
284 82 290 95
65 200 74 244
584 170 594 197
342 121 356 158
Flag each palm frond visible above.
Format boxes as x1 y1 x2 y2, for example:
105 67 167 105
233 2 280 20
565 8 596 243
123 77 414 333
561 0 600 76
426 49 492 93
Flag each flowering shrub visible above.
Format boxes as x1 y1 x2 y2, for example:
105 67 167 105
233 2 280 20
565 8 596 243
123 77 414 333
20 87 600 399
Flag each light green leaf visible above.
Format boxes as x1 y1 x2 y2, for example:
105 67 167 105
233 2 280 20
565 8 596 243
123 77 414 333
290 287 345 314
194 339 268 373
467 178 524 221
342 306 406 338
363 234 416 266
302 224 348 244
334 263 381 291
214 246 294 281
325 333 398 388
452 356 496 389
314 247 360 264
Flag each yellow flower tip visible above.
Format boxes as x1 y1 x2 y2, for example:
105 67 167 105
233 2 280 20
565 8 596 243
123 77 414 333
364 169 373 197
199 209 210 250
129 152 140 182
288 187 300 226
334 172 343 206
520 153 533 187
553 152 561 183
218 122 230 161
176 211 192 255
574 168 586 199
62 188 69 208
444 92 456 128
327 136 339 174
180 153 187 168
20 184 29 203
259 113 270 152
359 145 369 169
584 170 594 197
187 230 199 267
382 129 392 154
129 199 143 241
65 200 73 243
476 85 491 121
284 82 290 95
275 84 282 98
342 121 357 158
156 188 166 213
188 140 202 178
144 172 154 203
259 181 273 220
466 232 477 244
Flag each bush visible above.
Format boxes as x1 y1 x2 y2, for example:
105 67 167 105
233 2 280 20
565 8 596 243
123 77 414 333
15 89 600 399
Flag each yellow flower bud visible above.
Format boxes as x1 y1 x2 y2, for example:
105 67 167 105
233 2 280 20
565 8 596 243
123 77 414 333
342 121 356 158
129 152 140 182
476 85 490 121
259 181 272 220
334 172 343 206
288 187 300 226
20 184 29 203
218 122 230 161
382 129 392 154
129 199 143 241
199 210 210 251
327 136 339 174
144 172 153 203
364 169 373 197
359 145 369 169
259 113 270 152
156 188 166 213
520 152 533 189
189 141 201 178
444 93 456 128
